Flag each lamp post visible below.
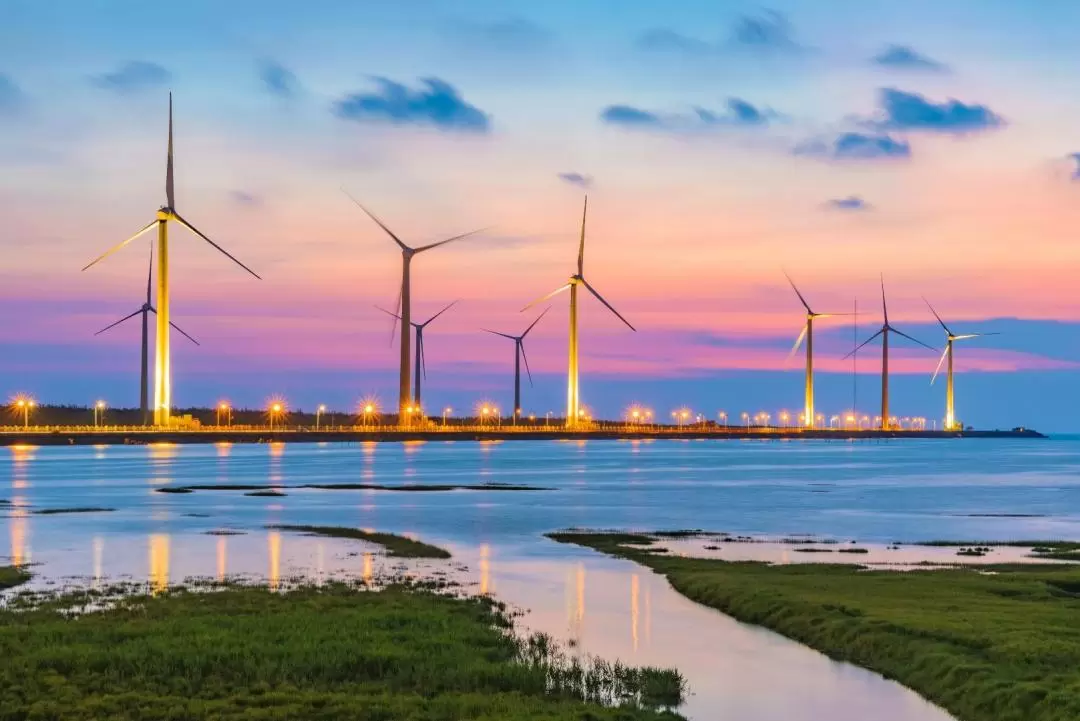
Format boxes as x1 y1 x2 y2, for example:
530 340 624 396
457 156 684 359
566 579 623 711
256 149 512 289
94 400 106 428
718 411 727 428
270 403 283 431
316 404 326 430
15 399 34 429
481 406 490 428
217 402 232 427
442 407 452 427
363 404 375 428
742 412 749 430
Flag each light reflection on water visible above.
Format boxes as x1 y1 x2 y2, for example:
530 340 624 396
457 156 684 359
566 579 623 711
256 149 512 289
6 437 1078 720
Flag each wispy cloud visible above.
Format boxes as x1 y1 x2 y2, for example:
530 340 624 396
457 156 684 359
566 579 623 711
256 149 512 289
260 60 299 98
730 9 804 53
333 77 491 133
795 132 911 161
872 45 948 73
456 17 553 53
92 61 171 94
558 172 593 189
634 9 805 57
600 98 777 133
825 196 871 211
872 88 1002 133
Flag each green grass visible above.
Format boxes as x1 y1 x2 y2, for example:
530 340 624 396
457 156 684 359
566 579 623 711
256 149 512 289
0 565 30 590
269 525 452 559
0 581 685 720
547 531 1080 721
31 507 115 515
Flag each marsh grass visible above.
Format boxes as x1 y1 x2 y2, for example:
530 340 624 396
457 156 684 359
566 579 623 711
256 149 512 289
0 576 684 720
269 525 451 559
244 490 287 497
0 565 30 590
31 506 115 515
548 531 1080 721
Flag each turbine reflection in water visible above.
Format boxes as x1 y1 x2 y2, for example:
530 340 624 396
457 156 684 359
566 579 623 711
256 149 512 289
93 536 104 589
268 531 281 590
217 536 227 581
631 574 640 652
480 543 491 595
149 534 170 594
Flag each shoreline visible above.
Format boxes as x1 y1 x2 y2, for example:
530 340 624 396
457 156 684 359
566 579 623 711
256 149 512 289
0 426 1045 447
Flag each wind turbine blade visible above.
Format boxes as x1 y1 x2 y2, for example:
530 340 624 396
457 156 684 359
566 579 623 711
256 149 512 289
522 306 550 337
483 329 517 340
341 188 408 250
374 305 402 321
956 332 999 340
922 297 952 335
169 321 200 346
389 285 402 346
841 328 884 360
424 299 458 326
880 274 888 325
166 92 175 209
414 227 489 253
94 309 143 336
522 283 571 311
577 195 588 275
581 278 635 331
146 243 154 304
148 307 201 346
520 340 534 386
172 213 261 279
81 219 159 271
930 346 949 385
786 324 808 361
891 328 937 352
420 334 427 380
783 270 812 313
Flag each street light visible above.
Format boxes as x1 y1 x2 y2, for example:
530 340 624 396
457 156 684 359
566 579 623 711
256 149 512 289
741 411 749 430
442 407 452 427
217 402 232 427
718 411 727 427
269 402 283 431
14 397 35 429
481 406 490 427
316 404 326 430
94 400 106 428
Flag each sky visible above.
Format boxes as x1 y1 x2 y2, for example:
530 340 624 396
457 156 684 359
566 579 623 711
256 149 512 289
2 0 1080 430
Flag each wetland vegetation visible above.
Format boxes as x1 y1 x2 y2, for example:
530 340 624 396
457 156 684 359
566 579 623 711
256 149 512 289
268 525 452 559
548 531 1080 721
0 571 685 720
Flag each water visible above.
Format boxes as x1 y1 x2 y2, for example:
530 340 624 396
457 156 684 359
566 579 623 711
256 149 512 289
5 437 1079 719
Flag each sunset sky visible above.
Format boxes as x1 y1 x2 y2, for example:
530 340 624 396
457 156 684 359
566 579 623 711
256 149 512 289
2 0 1080 430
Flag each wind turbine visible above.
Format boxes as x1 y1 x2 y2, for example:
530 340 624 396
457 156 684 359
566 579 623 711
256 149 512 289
81 93 260 426
524 196 635 428
924 299 998 431
843 276 936 429
94 246 199 425
377 300 459 411
343 190 485 422
784 272 848 429
483 307 550 420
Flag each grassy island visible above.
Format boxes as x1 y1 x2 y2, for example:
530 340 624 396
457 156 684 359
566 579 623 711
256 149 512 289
547 531 1080 721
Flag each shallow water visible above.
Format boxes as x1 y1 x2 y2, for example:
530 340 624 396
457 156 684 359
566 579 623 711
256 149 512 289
7 437 1080 719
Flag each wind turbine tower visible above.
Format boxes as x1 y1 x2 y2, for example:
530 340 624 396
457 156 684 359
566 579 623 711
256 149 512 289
377 300 459 410
484 308 549 419
524 197 635 427
924 298 997 431
82 93 260 425
844 276 935 429
784 272 847 428
344 191 485 421
94 246 199 424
